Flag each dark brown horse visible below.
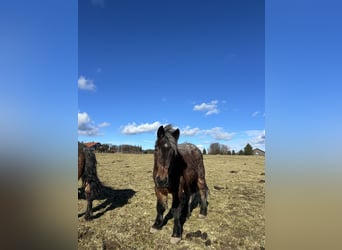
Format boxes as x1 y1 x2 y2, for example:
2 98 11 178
78 142 86 184
150 125 209 244
78 142 102 220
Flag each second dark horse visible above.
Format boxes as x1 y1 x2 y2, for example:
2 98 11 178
78 142 102 220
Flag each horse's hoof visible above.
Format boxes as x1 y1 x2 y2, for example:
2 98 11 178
150 227 159 234
198 214 206 218
170 237 181 244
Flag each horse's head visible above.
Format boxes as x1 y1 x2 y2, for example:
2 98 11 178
154 125 180 188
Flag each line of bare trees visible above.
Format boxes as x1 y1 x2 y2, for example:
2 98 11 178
86 143 143 154
206 142 253 155
80 141 254 155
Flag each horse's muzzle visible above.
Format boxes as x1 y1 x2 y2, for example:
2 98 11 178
155 176 168 188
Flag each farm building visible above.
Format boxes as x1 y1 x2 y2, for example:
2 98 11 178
252 148 265 156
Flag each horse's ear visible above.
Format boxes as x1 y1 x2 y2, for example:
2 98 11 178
173 128 180 141
157 125 165 138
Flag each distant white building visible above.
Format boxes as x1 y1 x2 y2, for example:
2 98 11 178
252 148 265 156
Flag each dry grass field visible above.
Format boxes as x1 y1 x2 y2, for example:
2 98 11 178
78 153 265 250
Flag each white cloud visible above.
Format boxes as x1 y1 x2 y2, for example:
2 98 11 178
245 130 265 147
78 112 90 126
193 100 219 116
181 126 201 136
252 111 260 117
78 112 98 136
203 127 234 140
98 122 110 128
78 111 109 136
181 125 234 141
196 144 205 152
254 130 265 145
78 76 96 91
121 122 162 135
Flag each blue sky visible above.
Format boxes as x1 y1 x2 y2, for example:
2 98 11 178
78 0 265 151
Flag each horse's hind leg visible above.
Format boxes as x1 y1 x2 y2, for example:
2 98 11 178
187 192 196 218
197 178 208 217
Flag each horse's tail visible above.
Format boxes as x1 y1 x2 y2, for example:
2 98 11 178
83 148 102 200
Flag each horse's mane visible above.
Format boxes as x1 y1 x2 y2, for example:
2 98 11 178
162 124 178 155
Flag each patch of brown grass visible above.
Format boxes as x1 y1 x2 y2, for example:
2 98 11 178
78 154 265 249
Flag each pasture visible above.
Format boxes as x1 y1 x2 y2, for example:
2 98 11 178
78 154 265 249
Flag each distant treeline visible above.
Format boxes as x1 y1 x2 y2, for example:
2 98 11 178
101 144 144 154
79 142 150 154
80 141 262 155
206 142 254 155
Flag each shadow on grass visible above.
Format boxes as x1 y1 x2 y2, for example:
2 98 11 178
78 185 136 219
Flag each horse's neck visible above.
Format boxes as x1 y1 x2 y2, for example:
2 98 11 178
170 153 185 173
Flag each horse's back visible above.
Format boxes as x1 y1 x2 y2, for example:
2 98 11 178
177 143 205 177
178 143 203 161
178 143 201 154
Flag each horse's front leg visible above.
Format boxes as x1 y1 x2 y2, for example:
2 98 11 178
171 179 189 244
150 187 168 233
